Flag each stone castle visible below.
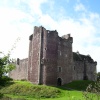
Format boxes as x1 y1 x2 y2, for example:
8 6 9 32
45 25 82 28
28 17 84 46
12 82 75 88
9 26 97 86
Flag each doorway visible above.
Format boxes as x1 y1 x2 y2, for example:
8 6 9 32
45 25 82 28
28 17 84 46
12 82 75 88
83 75 88 80
57 78 62 86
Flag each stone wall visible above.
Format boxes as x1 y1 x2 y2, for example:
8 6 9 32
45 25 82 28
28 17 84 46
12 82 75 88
28 26 42 84
42 30 58 85
73 52 97 81
86 62 97 81
57 34 73 85
9 58 28 80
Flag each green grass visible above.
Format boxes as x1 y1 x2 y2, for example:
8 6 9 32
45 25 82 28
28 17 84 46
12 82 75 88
63 80 95 91
0 80 99 100
0 81 62 99
3 91 83 100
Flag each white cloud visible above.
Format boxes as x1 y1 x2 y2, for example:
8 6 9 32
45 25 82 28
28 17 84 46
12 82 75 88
0 0 48 59
0 7 33 58
74 3 86 12
21 0 47 16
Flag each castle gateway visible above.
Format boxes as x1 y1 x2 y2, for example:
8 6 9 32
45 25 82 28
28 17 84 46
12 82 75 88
9 26 97 86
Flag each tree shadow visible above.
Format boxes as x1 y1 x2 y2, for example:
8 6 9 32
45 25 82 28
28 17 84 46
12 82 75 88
0 93 3 99
54 85 75 91
0 96 26 100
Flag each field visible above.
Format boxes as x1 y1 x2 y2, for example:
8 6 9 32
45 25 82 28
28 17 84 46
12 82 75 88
0 80 99 100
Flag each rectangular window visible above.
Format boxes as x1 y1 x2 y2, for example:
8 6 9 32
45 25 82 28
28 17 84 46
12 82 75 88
60 51 61 56
58 67 62 72
74 66 75 70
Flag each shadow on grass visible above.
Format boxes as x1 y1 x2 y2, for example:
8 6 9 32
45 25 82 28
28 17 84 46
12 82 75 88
0 93 3 99
54 80 95 91
0 92 26 100
55 85 75 91
0 96 26 100
0 81 16 100
0 81 15 88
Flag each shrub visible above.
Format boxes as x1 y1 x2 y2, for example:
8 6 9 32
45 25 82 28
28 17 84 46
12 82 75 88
0 76 13 86
83 80 100 100
0 93 4 99
21 79 27 81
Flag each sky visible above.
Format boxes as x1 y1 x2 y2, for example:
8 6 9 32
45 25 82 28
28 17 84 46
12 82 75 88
0 0 100 72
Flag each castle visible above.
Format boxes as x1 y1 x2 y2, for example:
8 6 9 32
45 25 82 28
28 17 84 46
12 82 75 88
9 26 97 86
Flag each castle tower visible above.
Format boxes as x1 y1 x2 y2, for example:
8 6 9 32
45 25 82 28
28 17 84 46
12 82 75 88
28 26 58 85
57 34 73 85
28 26 73 85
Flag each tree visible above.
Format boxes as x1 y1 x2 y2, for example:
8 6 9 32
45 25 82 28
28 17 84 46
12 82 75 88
0 38 20 86
0 52 15 79
97 72 100 81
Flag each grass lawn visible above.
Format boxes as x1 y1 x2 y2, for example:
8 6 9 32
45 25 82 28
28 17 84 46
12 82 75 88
3 90 84 100
0 80 99 100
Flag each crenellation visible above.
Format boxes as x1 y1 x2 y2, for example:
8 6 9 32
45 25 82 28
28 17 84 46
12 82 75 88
17 58 20 65
62 34 70 39
29 34 33 41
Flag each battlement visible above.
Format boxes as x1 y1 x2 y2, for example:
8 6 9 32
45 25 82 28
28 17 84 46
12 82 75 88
33 26 73 41
16 58 28 65
73 52 97 64
29 34 33 41
34 26 58 37
62 34 71 39
61 34 73 43
34 26 43 35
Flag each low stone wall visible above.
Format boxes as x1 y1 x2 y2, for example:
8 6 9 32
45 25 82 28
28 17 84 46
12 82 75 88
9 58 28 80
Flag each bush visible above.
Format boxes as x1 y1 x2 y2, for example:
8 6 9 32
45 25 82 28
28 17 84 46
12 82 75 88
0 76 13 86
21 79 27 81
0 93 3 99
83 80 100 100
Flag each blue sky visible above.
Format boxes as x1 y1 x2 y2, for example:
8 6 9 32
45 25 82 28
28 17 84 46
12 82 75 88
0 0 100 72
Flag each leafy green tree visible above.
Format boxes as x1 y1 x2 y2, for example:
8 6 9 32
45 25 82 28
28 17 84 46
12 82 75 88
0 37 20 79
0 52 15 78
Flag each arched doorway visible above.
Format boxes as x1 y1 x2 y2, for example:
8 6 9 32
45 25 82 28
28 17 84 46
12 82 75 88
83 75 88 80
57 78 62 86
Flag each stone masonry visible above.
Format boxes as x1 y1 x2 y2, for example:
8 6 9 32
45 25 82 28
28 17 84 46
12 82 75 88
9 26 97 86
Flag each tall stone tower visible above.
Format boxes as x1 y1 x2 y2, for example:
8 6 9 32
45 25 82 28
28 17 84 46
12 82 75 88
28 26 73 85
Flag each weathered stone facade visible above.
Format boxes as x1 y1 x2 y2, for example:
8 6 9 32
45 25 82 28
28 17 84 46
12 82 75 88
9 58 28 80
73 52 97 81
9 26 97 85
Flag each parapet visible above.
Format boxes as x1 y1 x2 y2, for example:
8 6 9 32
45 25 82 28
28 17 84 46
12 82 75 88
61 34 73 43
47 30 58 37
33 26 58 38
62 34 71 39
17 58 20 65
29 34 33 40
34 26 44 36
16 58 28 65
73 52 97 64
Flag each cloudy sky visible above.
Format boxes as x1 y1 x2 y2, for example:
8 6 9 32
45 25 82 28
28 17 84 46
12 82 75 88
0 0 100 72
